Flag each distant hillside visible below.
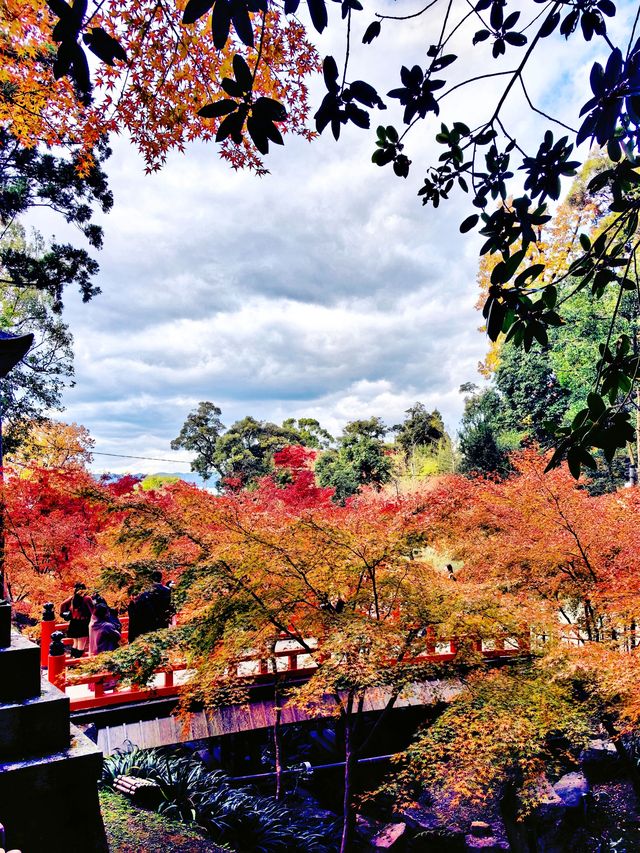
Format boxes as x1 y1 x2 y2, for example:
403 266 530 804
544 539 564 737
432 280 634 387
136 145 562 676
138 471 218 490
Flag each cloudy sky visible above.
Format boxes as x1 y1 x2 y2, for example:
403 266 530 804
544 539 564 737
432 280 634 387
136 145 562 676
26 0 634 475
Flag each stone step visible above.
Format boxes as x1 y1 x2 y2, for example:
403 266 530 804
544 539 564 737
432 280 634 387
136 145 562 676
0 678 70 760
0 633 41 703
0 724 107 853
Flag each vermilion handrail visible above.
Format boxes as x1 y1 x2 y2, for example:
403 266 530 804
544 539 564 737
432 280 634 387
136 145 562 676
46 630 530 712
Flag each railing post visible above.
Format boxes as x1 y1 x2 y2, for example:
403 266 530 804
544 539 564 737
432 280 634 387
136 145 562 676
425 626 436 655
449 636 458 655
165 670 174 688
259 659 269 676
287 653 298 672
47 630 66 690
518 626 531 652
472 637 482 653
41 602 56 667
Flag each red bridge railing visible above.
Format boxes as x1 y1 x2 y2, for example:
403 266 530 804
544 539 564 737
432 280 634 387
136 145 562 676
43 626 529 712
40 604 129 667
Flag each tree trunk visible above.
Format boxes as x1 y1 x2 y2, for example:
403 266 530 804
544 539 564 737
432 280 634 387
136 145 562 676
274 689 283 800
340 699 357 853
636 385 639 481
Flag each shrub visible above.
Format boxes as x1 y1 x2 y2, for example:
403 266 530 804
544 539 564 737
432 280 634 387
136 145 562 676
103 744 340 852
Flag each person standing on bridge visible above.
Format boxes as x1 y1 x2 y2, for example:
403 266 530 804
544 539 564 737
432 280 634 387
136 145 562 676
128 571 174 642
89 603 121 655
60 582 94 657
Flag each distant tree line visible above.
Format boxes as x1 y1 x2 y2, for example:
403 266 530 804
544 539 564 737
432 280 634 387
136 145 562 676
171 401 451 501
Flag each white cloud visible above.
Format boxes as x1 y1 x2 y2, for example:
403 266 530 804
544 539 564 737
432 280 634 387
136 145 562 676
21 2 624 474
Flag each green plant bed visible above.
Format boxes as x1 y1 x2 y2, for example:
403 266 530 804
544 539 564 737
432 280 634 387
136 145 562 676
102 745 341 851
100 789 230 852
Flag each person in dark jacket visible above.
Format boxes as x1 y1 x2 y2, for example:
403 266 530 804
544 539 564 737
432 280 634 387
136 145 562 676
60 583 94 656
89 603 121 655
150 570 173 629
128 571 173 642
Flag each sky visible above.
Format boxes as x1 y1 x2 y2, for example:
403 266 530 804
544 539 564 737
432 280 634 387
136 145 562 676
24 0 634 476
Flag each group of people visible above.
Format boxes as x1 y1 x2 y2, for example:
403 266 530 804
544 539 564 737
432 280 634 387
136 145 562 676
59 571 173 657
59 584 122 657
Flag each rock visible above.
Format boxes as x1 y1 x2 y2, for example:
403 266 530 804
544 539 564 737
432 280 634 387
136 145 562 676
580 738 620 781
371 822 406 849
400 794 510 851
400 805 465 845
553 771 589 810
356 815 407 849
521 775 567 852
470 821 492 838
530 774 566 819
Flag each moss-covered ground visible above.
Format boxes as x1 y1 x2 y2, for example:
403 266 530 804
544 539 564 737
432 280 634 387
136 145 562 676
100 789 231 852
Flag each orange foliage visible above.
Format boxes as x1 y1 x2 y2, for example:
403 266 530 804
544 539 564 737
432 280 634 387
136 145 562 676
425 449 640 638
0 0 320 173
6 420 94 470
4 466 105 616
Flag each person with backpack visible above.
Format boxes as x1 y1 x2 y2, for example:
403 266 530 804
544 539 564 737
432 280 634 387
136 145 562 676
127 571 173 642
60 582 94 656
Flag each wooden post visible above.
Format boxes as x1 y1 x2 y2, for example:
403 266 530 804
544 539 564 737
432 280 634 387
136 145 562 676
425 626 436 655
40 602 56 667
47 630 66 691
518 626 531 651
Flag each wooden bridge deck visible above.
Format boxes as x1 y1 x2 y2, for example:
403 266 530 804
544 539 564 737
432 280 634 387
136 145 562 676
97 679 462 755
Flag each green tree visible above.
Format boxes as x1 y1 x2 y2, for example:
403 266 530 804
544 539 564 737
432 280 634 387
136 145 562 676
173 405 335 488
457 385 511 476
281 417 333 449
140 474 180 491
494 346 569 444
0 131 111 309
170 402 225 482
316 416 392 501
0 226 75 453
211 416 306 486
392 402 447 476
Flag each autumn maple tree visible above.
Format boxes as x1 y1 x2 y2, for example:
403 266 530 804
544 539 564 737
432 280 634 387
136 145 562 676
85 448 532 851
6 419 95 469
404 448 640 783
1 456 140 620
1 0 320 174
22 440 633 840
3 465 104 616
